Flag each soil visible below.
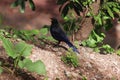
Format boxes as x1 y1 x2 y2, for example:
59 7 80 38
0 40 120 80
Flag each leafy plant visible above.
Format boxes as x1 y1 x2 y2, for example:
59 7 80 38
63 12 81 36
0 62 3 74
61 49 79 67
81 30 114 53
82 76 87 80
38 27 55 42
92 1 120 31
0 35 46 75
11 0 35 13
57 0 94 17
116 50 120 56
14 29 40 42
0 27 17 38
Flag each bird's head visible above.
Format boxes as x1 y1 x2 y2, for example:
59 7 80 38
50 17 58 24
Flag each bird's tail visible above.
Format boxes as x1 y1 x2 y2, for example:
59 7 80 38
66 41 80 54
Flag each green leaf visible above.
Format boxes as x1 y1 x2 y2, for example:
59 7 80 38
98 17 102 25
87 38 97 47
11 0 19 8
27 60 46 75
18 58 32 68
24 30 40 35
113 7 120 13
102 44 114 53
81 40 87 46
94 47 100 52
0 67 3 74
18 59 46 75
0 36 17 58
39 28 48 35
116 50 120 56
61 3 69 17
18 60 24 68
20 0 25 13
92 31 104 43
57 0 68 5
15 41 33 57
62 51 79 67
103 16 110 20
29 0 35 11
107 7 114 18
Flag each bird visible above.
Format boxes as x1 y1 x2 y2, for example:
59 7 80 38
50 17 79 54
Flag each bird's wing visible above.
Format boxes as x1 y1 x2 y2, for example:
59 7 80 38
52 26 69 41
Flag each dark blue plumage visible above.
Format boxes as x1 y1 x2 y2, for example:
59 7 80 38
50 18 79 54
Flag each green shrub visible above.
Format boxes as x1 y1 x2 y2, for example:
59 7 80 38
81 30 114 54
62 49 79 67
0 35 46 75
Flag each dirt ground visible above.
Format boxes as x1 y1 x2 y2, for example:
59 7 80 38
0 40 120 80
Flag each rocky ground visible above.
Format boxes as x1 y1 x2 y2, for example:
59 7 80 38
0 41 120 80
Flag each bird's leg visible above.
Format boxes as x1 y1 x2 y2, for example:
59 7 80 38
53 41 61 47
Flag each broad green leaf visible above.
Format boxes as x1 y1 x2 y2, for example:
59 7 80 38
103 16 110 20
102 44 114 53
87 38 97 47
29 30 40 35
94 47 100 52
98 17 102 25
20 1 25 13
45 36 55 41
18 60 24 68
18 58 32 68
15 41 33 57
19 59 46 75
116 50 120 56
92 31 104 42
113 7 120 13
26 60 46 75
107 7 114 18
29 0 36 11
39 28 48 35
22 44 33 57
0 67 3 74
0 36 17 58
81 40 87 46
21 30 40 35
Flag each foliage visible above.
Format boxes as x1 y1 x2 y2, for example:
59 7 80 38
63 12 81 35
116 50 120 56
92 1 120 31
11 0 35 13
14 29 40 41
61 49 79 67
57 0 95 17
80 0 120 54
81 30 114 53
0 62 3 74
0 35 46 75
38 26 55 42
82 76 87 80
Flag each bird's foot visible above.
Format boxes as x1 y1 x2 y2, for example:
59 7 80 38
53 44 60 48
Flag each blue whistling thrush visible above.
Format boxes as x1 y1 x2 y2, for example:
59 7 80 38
50 18 79 54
